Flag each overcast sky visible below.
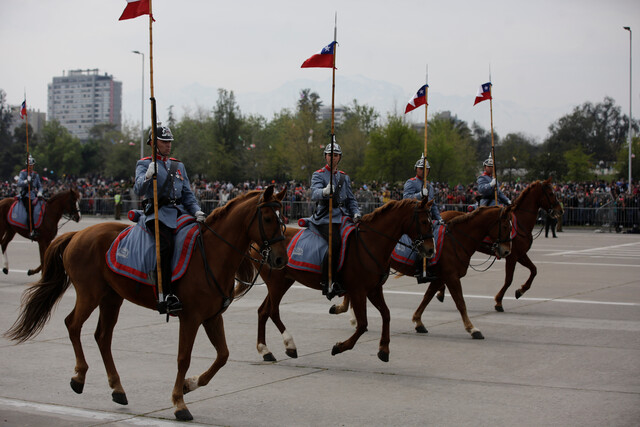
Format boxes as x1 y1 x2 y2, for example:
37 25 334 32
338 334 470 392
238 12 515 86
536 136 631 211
1 0 639 141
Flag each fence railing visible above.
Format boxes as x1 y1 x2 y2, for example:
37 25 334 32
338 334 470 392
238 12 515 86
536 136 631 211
77 197 639 231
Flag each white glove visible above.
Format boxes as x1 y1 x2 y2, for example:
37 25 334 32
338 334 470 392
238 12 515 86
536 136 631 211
421 188 429 197
506 200 511 206
322 183 334 197
27 175 31 182
490 178 496 187
37 191 43 198
195 211 206 223
145 163 155 180
437 219 445 225
353 214 362 223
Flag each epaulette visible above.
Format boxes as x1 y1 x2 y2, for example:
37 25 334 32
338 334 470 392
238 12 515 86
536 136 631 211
338 170 346 174
409 177 417 181
170 157 181 162
140 156 152 160
315 168 326 173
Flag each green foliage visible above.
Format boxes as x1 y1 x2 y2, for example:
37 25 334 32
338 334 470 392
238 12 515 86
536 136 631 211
31 120 83 178
616 135 640 181
0 90 27 180
563 147 594 182
427 118 477 185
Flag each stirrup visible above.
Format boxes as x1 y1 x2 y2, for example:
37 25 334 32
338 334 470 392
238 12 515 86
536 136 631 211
326 282 345 300
165 294 183 314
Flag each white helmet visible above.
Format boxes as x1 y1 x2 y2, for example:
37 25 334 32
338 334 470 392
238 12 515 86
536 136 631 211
323 142 342 155
415 158 430 169
147 123 174 145
483 154 494 167
26 155 35 166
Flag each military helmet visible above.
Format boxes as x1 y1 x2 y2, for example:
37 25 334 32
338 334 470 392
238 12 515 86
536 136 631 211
415 158 430 169
483 154 494 167
147 123 174 145
26 155 35 166
323 142 342 155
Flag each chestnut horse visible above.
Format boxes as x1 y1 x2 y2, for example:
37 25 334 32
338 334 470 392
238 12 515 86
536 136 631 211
0 188 81 275
5 187 288 421
438 178 563 311
237 198 435 363
333 205 513 339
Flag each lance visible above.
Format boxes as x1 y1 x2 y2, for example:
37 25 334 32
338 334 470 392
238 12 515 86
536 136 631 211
23 94 33 238
488 83 498 205
421 68 429 280
147 0 164 305
328 13 337 289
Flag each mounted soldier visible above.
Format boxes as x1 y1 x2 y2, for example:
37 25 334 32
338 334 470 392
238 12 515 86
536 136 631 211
134 124 205 314
309 142 361 299
16 155 42 239
477 154 511 206
404 156 443 283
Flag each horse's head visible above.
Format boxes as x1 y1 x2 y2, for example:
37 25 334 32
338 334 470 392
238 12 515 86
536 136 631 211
486 205 513 259
65 189 82 222
250 185 288 269
406 198 435 260
540 178 564 220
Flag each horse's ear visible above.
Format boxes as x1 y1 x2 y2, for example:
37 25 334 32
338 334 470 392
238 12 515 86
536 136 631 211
276 185 287 202
263 185 274 201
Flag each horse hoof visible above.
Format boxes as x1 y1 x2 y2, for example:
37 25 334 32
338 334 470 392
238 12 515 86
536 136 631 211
285 349 298 358
329 305 338 314
415 325 428 334
70 379 84 394
436 293 444 303
515 289 523 299
112 391 128 405
27 269 35 276
471 331 485 340
377 350 389 362
175 408 193 421
331 344 341 356
2 268 7 275
494 305 504 312
263 353 277 362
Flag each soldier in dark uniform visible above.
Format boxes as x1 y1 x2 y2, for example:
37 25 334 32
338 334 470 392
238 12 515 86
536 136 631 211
477 155 511 206
309 142 361 299
403 157 443 283
134 124 205 314
16 155 42 239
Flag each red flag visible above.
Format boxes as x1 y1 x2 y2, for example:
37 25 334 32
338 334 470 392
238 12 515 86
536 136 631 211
301 41 336 68
473 82 492 106
119 0 151 21
20 100 27 119
404 85 428 114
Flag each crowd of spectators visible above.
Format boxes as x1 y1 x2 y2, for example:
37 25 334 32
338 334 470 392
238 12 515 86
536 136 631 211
1 174 638 230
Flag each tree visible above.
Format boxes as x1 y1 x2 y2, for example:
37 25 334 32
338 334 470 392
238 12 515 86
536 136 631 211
427 117 477 185
616 135 640 183
0 90 26 180
563 147 594 182
339 100 379 182
498 133 537 182
213 89 243 181
32 120 83 179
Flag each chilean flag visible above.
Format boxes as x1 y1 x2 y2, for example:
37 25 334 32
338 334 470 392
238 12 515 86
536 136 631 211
20 100 27 119
301 41 336 68
405 84 428 114
473 82 492 105
119 0 151 21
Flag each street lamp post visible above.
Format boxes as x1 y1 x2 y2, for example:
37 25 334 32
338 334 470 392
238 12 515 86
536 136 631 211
623 27 632 194
132 50 145 159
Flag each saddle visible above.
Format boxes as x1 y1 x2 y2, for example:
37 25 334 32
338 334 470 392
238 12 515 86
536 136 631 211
7 197 45 230
287 217 356 274
391 222 445 267
106 212 200 285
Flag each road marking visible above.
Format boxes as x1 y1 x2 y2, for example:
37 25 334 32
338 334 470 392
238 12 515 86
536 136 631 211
549 241 640 256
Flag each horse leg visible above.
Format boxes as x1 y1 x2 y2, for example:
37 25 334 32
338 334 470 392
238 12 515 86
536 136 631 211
171 317 200 421
94 291 127 405
412 280 442 334
65 297 101 394
1 229 15 274
494 257 517 312
446 277 484 339
436 283 446 303
329 295 350 315
331 291 368 357
28 239 48 276
515 253 537 299
183 315 229 399
257 280 295 361
366 287 391 362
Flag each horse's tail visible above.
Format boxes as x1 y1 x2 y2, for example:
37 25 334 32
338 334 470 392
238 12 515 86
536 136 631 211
233 253 258 298
4 231 77 343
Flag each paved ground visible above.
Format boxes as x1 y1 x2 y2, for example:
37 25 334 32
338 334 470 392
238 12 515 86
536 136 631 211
0 216 639 426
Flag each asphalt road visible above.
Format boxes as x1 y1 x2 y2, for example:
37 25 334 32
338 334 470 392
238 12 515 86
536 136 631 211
0 216 639 426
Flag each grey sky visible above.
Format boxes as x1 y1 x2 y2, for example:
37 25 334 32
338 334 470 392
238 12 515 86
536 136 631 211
1 0 639 141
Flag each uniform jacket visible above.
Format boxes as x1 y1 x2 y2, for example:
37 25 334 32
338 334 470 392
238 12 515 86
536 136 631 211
403 176 442 221
477 172 510 206
134 155 201 229
17 169 42 200
310 165 361 225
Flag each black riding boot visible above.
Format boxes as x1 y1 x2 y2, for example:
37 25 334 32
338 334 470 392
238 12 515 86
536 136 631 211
415 259 437 284
150 222 182 315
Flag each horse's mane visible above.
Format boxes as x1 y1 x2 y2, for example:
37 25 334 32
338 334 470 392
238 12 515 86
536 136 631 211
448 206 496 226
208 190 262 222
511 180 542 209
361 199 417 224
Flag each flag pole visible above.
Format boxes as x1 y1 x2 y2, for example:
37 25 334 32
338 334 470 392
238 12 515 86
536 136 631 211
328 13 337 290
147 0 164 304
23 93 33 237
488 82 498 205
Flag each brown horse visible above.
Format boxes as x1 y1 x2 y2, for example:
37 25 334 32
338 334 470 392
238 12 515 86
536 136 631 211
437 178 563 311
0 188 81 275
238 198 435 363
4 187 288 422
333 205 513 339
